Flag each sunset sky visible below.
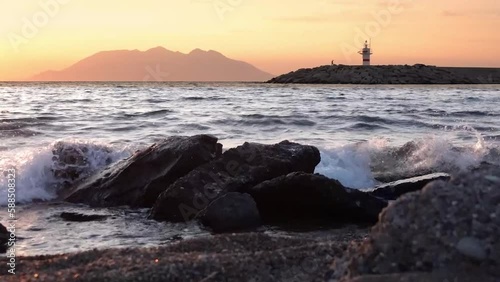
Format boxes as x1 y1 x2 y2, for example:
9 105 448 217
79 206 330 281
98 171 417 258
1 0 499 80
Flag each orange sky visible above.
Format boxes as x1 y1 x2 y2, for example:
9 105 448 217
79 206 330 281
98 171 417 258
1 0 499 80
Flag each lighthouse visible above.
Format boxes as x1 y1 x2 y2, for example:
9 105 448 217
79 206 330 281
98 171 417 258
358 40 373 66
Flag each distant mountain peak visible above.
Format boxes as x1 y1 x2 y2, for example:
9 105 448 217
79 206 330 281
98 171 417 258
189 48 205 54
146 46 168 52
188 48 225 59
145 46 177 56
149 46 167 51
30 46 273 82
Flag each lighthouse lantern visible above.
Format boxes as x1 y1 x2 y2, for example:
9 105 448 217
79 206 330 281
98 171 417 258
358 40 373 66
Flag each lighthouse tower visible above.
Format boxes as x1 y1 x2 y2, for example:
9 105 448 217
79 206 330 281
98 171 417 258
358 40 373 66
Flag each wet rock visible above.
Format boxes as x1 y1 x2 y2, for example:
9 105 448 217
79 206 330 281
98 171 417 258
60 212 108 222
368 173 450 201
245 172 387 224
65 135 221 207
330 166 500 280
198 192 261 233
0 223 9 253
150 140 320 222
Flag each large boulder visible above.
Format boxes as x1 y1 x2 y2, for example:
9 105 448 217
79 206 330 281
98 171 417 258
149 140 321 222
198 192 261 233
245 172 387 224
65 135 222 207
329 167 500 281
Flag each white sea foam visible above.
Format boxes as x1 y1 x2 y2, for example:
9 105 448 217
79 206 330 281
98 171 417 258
316 138 387 189
317 129 496 188
0 140 132 206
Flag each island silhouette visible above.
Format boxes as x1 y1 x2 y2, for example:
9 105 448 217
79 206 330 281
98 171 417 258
30 47 274 82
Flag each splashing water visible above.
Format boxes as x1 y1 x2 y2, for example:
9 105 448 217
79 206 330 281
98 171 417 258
316 138 388 189
0 140 132 206
317 128 495 188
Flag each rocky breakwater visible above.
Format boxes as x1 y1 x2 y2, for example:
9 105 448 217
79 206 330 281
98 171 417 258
268 64 500 84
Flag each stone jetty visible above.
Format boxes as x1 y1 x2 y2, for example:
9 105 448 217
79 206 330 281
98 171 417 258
268 64 500 84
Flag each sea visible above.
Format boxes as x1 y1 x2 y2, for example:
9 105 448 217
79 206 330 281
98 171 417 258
0 82 499 256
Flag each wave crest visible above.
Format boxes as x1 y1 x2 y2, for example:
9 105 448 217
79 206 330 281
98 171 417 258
0 140 131 206
317 129 498 188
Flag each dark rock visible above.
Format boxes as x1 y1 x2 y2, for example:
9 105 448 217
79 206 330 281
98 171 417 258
60 212 108 222
64 135 221 207
368 173 451 201
351 195 392 223
198 192 261 233
0 223 9 253
150 140 320 222
246 172 387 224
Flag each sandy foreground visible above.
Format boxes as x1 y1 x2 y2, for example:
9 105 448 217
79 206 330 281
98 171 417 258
1 227 367 282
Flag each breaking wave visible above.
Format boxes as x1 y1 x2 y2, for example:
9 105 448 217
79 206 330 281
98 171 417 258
316 128 498 189
0 140 132 206
1 129 498 205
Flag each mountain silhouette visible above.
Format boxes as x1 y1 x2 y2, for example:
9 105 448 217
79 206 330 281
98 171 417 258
31 47 273 81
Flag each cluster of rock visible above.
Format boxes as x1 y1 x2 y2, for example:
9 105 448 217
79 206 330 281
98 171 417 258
51 135 440 233
268 64 500 84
